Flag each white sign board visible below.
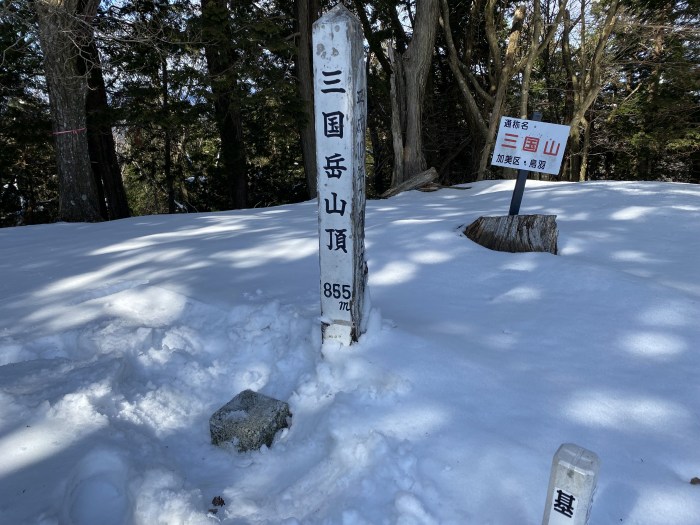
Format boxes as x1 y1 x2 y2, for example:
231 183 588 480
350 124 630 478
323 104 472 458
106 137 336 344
491 117 571 175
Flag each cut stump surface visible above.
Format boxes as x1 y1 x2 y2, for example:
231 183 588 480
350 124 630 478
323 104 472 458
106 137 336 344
464 214 558 254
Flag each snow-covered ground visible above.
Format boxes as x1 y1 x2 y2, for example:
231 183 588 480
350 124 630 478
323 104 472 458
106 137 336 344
1 180 699 525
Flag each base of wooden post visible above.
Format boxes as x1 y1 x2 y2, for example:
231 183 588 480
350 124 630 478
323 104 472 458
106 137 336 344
464 214 558 254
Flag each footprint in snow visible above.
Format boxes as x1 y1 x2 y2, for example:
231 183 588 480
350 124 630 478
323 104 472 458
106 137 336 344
60 448 131 525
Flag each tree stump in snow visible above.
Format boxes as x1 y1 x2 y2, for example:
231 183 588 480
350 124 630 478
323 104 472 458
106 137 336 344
464 214 558 254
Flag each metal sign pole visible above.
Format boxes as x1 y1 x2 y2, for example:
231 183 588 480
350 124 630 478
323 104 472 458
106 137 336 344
508 111 542 216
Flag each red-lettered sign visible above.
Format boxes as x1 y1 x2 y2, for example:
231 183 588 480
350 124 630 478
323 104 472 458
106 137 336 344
491 117 570 175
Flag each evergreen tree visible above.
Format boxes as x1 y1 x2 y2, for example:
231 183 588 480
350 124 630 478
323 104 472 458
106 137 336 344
591 0 700 181
0 1 57 226
108 0 215 214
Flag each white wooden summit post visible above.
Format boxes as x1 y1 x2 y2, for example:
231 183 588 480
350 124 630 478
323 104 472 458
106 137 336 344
312 5 368 345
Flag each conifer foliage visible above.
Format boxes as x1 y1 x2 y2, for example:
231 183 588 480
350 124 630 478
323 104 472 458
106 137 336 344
0 0 697 226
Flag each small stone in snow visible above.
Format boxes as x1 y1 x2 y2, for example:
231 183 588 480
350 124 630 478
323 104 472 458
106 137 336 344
210 389 291 452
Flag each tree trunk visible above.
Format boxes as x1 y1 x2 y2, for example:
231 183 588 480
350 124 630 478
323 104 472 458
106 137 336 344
438 0 487 139
562 1 620 181
162 59 175 214
202 0 248 210
295 0 319 199
390 0 440 187
34 0 103 222
82 39 130 220
561 8 577 181
476 4 526 180
579 115 592 181
570 3 621 128
389 47 406 186
519 0 544 118
380 167 438 198
566 126 582 182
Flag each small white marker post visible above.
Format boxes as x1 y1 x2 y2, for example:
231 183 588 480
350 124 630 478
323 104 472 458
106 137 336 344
312 5 368 345
542 443 600 525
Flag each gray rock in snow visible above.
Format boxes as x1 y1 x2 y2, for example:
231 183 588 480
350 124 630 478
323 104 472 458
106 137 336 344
210 389 291 452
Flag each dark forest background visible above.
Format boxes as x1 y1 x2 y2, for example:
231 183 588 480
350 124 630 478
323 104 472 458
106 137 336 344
1 0 698 226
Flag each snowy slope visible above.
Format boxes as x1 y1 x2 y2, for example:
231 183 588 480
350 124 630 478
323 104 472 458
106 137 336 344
0 180 699 525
